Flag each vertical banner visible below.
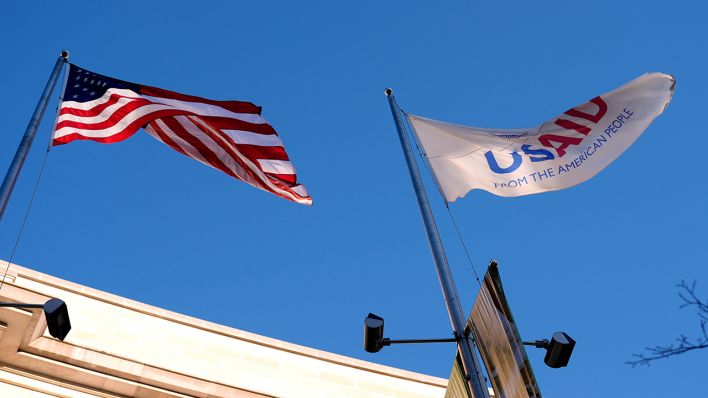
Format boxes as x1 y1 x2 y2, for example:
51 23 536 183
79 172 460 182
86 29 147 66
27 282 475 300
444 354 473 398
468 263 541 398
444 262 539 398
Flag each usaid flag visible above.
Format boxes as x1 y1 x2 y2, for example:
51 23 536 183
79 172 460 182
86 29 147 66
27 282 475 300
408 73 674 202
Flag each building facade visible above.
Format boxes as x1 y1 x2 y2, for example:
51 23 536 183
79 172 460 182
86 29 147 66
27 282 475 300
0 262 448 398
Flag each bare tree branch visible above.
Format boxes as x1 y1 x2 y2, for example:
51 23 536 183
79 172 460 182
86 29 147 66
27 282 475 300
627 280 708 367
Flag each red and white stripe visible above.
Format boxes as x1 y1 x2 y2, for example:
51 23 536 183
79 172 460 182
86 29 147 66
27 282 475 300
53 87 312 205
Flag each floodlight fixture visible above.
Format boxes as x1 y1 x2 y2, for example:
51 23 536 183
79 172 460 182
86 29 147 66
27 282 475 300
543 332 576 368
364 313 385 353
524 331 576 368
363 313 456 354
0 298 71 341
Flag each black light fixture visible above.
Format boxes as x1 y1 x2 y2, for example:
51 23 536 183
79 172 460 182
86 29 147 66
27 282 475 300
0 298 72 341
524 331 576 368
363 313 456 354
364 313 385 353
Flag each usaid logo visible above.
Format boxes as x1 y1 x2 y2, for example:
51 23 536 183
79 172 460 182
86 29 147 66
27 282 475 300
485 96 608 174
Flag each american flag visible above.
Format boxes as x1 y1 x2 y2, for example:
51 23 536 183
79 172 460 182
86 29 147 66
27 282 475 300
53 63 312 205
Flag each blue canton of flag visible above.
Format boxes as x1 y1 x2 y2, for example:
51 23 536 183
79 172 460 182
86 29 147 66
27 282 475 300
64 66 140 103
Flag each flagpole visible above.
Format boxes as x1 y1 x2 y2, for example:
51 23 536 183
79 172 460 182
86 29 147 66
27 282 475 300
385 89 489 398
0 50 69 222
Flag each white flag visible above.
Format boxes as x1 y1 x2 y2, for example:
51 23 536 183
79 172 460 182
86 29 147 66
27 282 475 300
408 73 674 202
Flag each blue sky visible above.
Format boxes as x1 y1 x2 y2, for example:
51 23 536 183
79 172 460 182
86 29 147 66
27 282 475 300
1 1 706 396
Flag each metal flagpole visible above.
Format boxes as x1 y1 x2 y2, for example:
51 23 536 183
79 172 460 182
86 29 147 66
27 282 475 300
0 50 69 222
385 88 489 398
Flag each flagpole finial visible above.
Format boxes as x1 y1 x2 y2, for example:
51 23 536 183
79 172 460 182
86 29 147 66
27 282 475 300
60 50 69 60
384 88 393 96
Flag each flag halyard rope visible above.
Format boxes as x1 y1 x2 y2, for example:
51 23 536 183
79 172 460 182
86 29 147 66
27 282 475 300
397 105 483 287
0 65 65 291
0 146 52 291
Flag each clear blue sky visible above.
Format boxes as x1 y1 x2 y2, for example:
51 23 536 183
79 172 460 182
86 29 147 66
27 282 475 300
1 1 706 396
